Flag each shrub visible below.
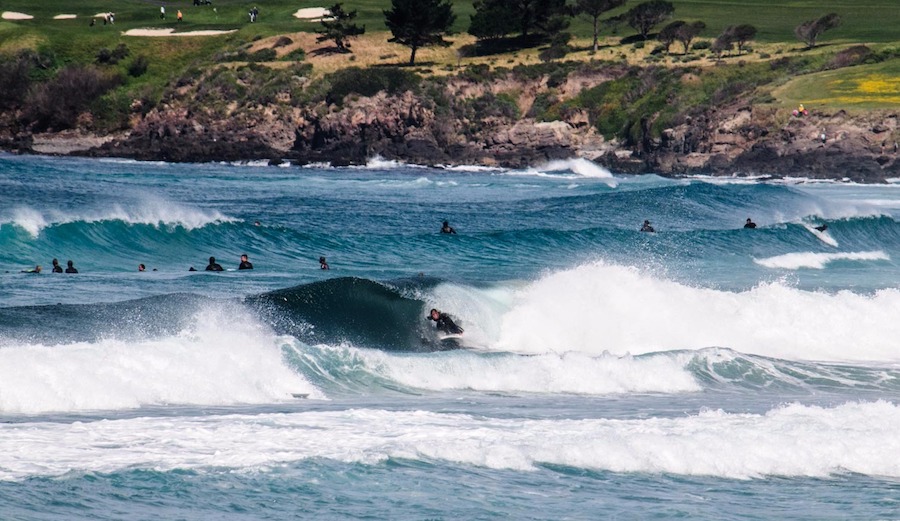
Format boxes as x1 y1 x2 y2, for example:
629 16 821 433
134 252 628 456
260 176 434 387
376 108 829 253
282 48 306 61
273 36 294 48
691 40 711 50
827 45 871 69
128 55 149 77
0 52 33 109
248 48 277 62
24 65 124 131
324 67 421 105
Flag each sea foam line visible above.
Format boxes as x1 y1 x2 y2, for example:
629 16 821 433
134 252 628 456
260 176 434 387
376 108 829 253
319 347 701 395
1 401 897 481
754 251 889 270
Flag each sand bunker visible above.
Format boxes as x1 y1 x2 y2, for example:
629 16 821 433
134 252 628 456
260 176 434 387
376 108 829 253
123 28 237 37
293 7 330 19
54 14 77 20
2 11 34 20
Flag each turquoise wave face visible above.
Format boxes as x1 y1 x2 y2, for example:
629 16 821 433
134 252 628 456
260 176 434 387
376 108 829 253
3 155 900 360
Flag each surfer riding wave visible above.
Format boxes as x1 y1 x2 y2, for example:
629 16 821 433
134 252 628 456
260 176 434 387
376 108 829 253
428 308 463 335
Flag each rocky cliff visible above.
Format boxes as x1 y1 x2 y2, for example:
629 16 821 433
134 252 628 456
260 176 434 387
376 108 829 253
4 64 898 181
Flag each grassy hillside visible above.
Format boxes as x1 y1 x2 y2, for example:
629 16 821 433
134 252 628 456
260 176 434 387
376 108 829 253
0 0 897 134
2 0 898 48
774 59 900 110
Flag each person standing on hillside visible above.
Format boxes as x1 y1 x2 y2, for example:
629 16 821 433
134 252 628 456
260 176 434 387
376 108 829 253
177 9 183 21
160 6 166 19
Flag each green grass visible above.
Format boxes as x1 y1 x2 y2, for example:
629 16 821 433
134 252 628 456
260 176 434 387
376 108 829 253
773 58 900 110
0 0 897 131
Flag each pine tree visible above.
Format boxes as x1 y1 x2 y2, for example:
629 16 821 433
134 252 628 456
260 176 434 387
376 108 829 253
384 0 456 66
315 3 365 53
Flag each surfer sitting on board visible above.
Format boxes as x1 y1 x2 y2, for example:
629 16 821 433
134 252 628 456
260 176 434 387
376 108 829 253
205 256 224 271
428 308 463 335
640 220 655 233
440 220 457 234
744 218 757 229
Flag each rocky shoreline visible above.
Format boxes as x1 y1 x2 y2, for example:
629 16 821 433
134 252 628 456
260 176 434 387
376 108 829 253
2 72 898 182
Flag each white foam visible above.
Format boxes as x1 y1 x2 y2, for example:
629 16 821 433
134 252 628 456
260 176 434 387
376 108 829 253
512 159 618 186
0 308 319 414
342 348 700 394
802 222 839 246
755 251 889 270
361 155 426 170
2 198 234 237
455 262 900 362
1 401 897 481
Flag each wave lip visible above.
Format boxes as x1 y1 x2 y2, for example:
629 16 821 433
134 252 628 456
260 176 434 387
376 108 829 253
2 199 234 237
754 251 890 270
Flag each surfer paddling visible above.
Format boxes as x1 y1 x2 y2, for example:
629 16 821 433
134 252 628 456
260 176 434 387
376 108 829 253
427 308 463 335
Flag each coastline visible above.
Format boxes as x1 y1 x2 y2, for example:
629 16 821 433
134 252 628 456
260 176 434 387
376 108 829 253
3 101 897 182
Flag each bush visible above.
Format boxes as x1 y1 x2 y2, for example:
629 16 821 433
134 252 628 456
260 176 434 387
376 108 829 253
0 52 33 109
96 43 130 65
324 67 421 105
24 65 124 131
273 36 294 48
691 40 711 50
248 48 277 62
128 55 149 77
282 48 306 61
827 45 872 69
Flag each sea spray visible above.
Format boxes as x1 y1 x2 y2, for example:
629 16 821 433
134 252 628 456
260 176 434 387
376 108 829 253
0 305 318 414
488 261 900 361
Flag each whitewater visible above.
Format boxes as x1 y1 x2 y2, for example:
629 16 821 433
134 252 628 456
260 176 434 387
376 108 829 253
2 154 900 520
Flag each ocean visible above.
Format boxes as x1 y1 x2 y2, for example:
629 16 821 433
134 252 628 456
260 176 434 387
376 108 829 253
1 153 899 520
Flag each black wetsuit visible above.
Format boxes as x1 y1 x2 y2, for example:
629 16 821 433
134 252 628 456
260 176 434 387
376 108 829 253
640 223 655 233
52 265 63 273
238 261 253 270
429 313 463 335
744 221 757 229
65 267 78 273
205 263 224 271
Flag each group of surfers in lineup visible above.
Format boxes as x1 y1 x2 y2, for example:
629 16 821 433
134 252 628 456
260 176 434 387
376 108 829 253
21 258 78 274
642 218 827 233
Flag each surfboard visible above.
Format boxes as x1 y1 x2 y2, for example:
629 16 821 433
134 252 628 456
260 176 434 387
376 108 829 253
290 393 309 399
803 223 838 247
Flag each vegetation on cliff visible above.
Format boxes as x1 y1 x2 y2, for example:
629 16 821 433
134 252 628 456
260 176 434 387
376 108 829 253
0 0 898 177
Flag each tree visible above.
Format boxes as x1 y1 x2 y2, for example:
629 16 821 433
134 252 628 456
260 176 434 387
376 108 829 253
469 0 519 40
316 3 365 53
675 20 705 54
626 0 674 40
575 0 628 53
657 20 683 53
710 35 732 59
384 0 456 66
721 24 756 54
469 0 568 40
795 13 841 49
